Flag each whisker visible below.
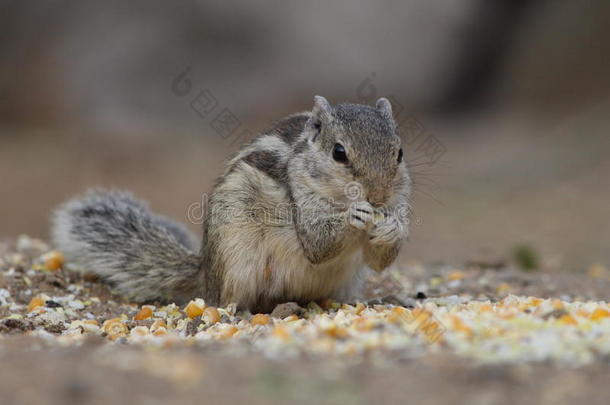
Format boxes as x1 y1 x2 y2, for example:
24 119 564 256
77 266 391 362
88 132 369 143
411 187 444 207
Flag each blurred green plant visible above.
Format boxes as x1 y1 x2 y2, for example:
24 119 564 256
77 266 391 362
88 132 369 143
511 243 540 272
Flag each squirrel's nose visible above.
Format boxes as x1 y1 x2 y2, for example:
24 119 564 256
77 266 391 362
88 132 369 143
367 189 390 207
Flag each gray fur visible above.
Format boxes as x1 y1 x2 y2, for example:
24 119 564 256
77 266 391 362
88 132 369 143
52 189 202 304
51 96 411 312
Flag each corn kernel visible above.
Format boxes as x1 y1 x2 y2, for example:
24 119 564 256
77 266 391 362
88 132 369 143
153 327 168 337
218 325 239 340
42 251 64 271
590 308 610 321
552 299 564 310
27 296 44 312
134 306 153 320
151 320 167 333
353 317 374 331
387 306 410 323
184 300 206 319
324 325 348 339
203 307 221 324
102 318 128 339
551 298 565 310
392 306 409 316
251 313 270 326
558 314 577 326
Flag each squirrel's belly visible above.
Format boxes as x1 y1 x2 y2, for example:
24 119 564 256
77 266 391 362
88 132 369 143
263 231 364 305
216 217 364 310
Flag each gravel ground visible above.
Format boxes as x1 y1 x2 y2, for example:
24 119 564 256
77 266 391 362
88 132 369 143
1 236 610 405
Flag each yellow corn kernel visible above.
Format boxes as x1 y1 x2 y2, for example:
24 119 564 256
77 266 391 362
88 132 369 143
354 302 366 315
134 306 153 321
558 314 577 326
387 306 411 324
251 313 270 326
27 296 45 312
203 307 221 324
153 327 168 337
420 320 444 343
283 314 299 322
42 251 64 271
218 325 239 340
102 318 128 339
393 306 409 316
184 300 205 319
324 325 348 339
590 308 610 321
353 316 375 331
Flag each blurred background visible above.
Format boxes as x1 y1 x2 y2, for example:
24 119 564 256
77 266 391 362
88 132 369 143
1 0 609 271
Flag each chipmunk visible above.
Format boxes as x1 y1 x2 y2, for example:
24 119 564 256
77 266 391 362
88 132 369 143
52 96 412 312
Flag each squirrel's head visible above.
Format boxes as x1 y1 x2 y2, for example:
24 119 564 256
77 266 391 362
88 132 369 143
297 95 410 207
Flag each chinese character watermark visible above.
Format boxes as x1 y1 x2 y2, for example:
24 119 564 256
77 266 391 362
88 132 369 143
171 66 256 147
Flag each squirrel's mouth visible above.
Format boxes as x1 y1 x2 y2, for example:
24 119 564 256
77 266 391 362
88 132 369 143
365 186 391 207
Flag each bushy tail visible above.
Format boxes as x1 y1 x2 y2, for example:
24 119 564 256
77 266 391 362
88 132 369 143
51 189 202 304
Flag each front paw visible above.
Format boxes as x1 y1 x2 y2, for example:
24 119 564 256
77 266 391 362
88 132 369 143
368 212 404 244
348 201 374 230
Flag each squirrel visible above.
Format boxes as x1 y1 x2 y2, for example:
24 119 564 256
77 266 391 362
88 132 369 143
51 96 412 312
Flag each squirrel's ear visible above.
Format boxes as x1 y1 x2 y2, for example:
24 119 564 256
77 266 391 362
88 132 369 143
312 95 333 124
376 97 393 121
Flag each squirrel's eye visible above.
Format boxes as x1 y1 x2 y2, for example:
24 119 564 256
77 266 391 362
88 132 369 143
397 148 403 164
332 143 348 163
